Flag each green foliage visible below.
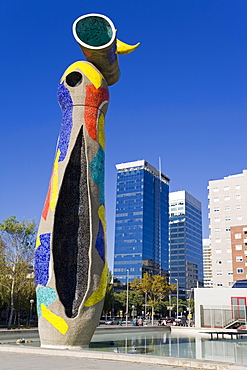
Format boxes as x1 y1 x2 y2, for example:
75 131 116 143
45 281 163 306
162 297 194 314
0 216 36 327
129 273 177 324
113 290 144 316
187 298 194 313
130 273 174 310
103 269 113 313
0 215 36 252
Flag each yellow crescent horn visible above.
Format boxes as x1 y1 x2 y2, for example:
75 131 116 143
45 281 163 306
116 39 140 55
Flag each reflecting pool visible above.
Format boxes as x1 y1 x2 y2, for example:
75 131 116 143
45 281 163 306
3 328 247 365
89 329 247 365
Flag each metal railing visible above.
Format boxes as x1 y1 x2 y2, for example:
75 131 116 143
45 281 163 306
200 305 247 328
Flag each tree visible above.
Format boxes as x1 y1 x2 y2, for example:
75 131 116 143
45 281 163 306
103 269 114 316
187 298 194 314
113 290 144 317
130 273 175 325
0 216 36 329
163 297 187 313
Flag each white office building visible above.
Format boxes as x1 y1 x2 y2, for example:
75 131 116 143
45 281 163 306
203 238 213 287
208 169 247 288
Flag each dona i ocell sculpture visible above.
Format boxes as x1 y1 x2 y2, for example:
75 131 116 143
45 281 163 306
34 13 139 348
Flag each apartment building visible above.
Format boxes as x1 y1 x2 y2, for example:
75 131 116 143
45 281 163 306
230 225 247 282
208 170 247 287
203 238 213 287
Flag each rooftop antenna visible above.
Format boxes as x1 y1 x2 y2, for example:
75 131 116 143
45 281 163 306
158 157 162 276
159 157 162 182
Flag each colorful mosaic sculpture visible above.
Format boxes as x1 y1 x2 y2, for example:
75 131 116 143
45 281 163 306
35 13 139 348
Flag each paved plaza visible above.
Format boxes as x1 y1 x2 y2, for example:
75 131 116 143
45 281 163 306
0 351 195 370
0 345 244 370
0 328 245 370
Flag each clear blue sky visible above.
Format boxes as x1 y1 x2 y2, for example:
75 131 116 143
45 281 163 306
1 1 247 270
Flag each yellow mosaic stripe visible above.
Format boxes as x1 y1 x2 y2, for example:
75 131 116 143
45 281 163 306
41 303 68 335
98 113 105 150
98 205 106 238
35 235 41 250
50 149 60 211
60 61 102 89
84 263 108 307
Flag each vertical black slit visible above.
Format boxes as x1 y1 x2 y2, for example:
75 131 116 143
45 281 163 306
53 128 90 318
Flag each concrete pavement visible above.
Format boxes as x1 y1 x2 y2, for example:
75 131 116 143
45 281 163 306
0 351 194 370
0 327 245 370
0 345 245 370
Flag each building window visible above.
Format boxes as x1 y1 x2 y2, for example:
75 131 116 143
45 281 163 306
225 206 230 211
216 271 223 276
237 268 244 274
227 259 232 263
236 245 242 250
227 249 231 253
226 238 231 243
236 195 241 200
213 187 219 192
237 216 243 221
235 233 242 239
237 205 241 210
216 260 222 264
228 271 233 275
224 186 229 191
225 217 231 221
215 228 220 232
236 256 243 262
215 238 221 243
226 228 231 232
217 283 223 287
214 207 220 212
214 197 219 202
224 196 230 201
216 249 222 253
215 218 220 222
236 185 240 190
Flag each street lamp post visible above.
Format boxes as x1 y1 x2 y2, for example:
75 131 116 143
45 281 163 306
175 279 178 319
169 292 172 317
187 287 194 327
29 299 34 326
126 269 129 327
144 292 147 320
132 305 135 321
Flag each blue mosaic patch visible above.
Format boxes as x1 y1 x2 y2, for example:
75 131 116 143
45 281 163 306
35 233 51 287
36 286 57 318
57 81 73 110
89 147 104 205
57 82 73 162
95 220 105 262
107 43 117 65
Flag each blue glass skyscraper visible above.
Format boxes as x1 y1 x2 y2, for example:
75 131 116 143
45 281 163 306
169 191 203 299
114 160 170 285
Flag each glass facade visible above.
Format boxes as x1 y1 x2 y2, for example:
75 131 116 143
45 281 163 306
169 191 203 299
114 160 170 285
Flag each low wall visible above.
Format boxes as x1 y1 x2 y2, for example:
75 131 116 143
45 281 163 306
0 325 170 341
